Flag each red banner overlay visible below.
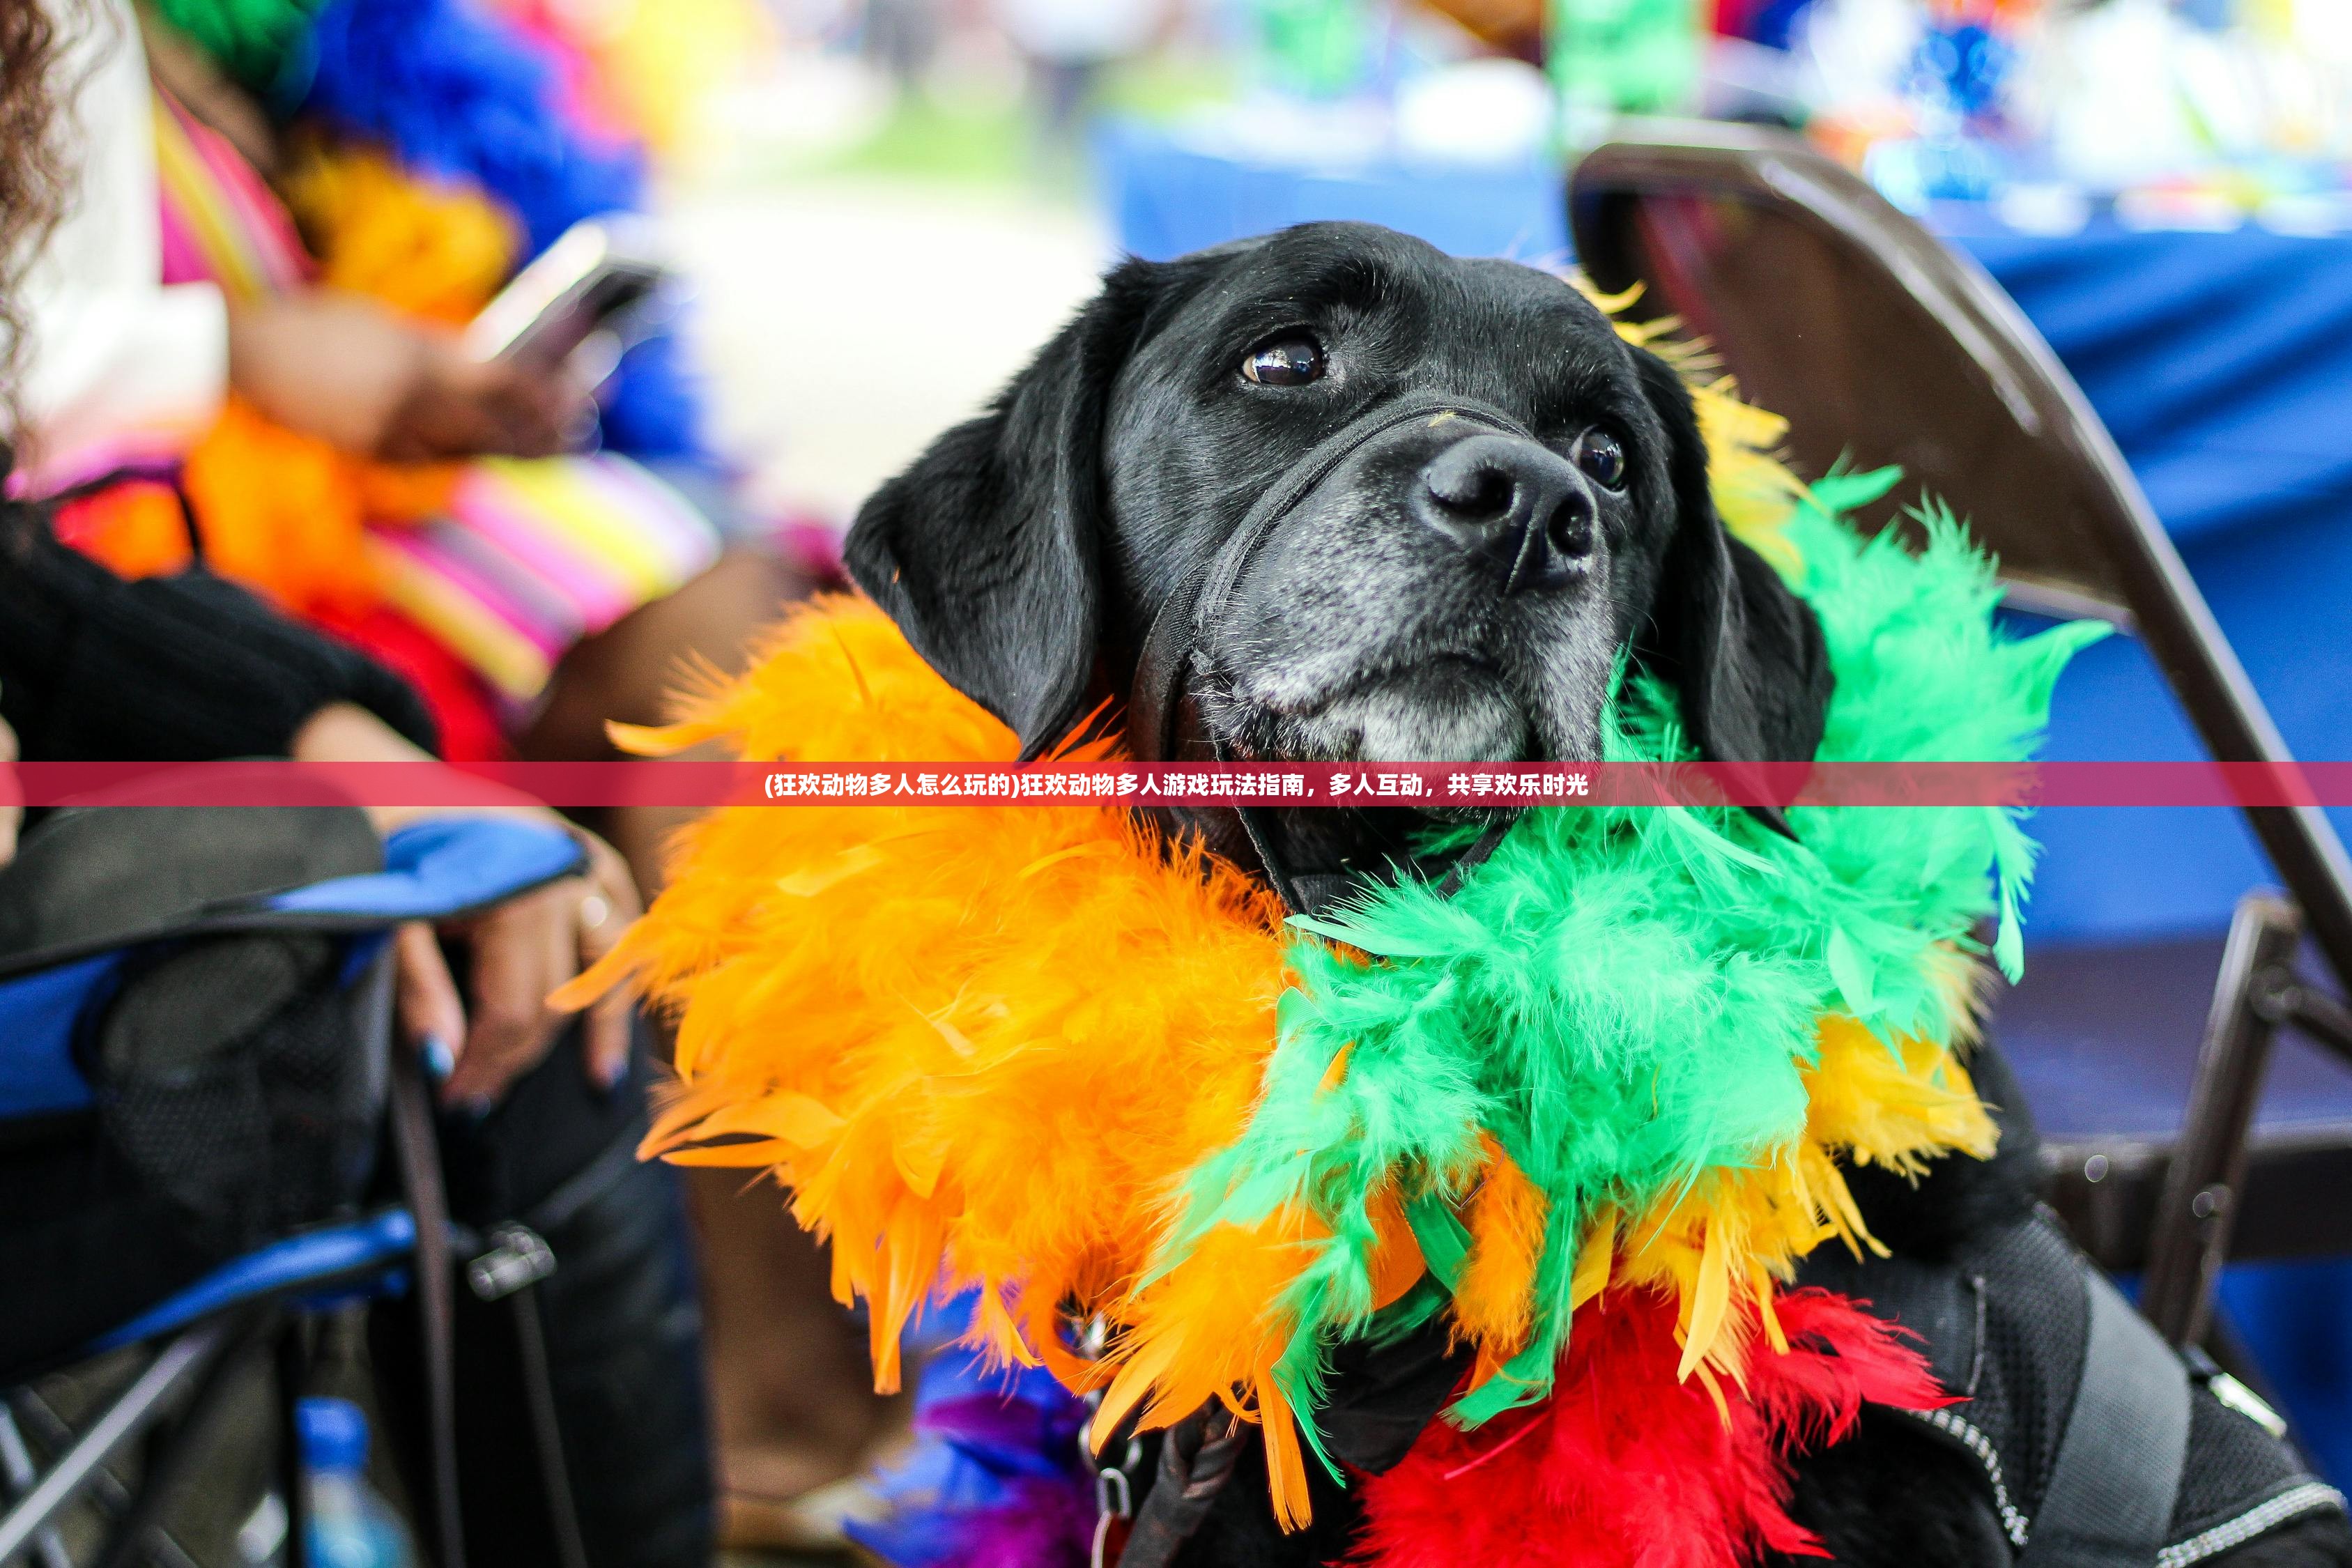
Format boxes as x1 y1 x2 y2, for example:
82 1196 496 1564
10 760 2352 810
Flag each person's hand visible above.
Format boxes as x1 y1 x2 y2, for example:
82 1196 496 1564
0 709 20 868
392 829 640 1110
226 291 590 463
290 702 641 1108
379 339 592 463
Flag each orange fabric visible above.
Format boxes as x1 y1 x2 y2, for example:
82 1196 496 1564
52 483 197 580
176 397 458 617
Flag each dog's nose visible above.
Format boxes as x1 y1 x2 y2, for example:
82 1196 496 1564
1411 434 1594 592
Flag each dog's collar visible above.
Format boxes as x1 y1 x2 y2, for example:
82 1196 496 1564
1125 391 1534 914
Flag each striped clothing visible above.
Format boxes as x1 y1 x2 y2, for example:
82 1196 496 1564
148 88 720 711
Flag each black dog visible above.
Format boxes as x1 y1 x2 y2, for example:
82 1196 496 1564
841 222 2351 1567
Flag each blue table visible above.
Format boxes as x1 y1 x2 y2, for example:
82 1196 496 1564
1953 214 2352 944
1095 119 2352 1477
1094 120 2352 948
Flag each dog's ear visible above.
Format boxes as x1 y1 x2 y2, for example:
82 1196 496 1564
1631 346 1834 836
845 258 1191 760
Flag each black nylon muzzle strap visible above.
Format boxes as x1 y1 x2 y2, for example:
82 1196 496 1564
1125 390 1536 768
1125 390 1532 916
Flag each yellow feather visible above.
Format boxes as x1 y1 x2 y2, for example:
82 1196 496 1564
1677 1217 1732 1383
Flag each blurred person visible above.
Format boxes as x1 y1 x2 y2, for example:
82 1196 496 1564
865 0 946 89
23 2 909 1549
0 502 717 1567
0 8 712 1558
0 479 722 1566
17 0 798 894
69 4 900 1547
992 0 1167 137
150 1 914 1545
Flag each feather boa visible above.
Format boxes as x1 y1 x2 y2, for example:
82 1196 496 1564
574 385 2105 1546
1148 475 2104 1469
845 1298 1097 1568
289 0 709 458
280 143 520 323
1357 1286 1948 1568
296 0 643 256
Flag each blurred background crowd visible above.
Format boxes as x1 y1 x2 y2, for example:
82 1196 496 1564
6 0 2352 1565
613 0 2352 528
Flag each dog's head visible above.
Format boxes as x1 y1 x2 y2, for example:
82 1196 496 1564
845 222 1830 814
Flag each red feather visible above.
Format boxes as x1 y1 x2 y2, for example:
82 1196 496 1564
1353 1287 1949 1568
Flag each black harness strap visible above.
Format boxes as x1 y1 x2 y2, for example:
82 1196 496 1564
1806 1210 2199 1568
387 1043 467 1568
2019 1270 2191 1568
1114 1412 1248 1568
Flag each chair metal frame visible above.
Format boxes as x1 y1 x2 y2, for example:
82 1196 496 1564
1568 119 2352 1350
0 953 445 1568
0 817 594 1568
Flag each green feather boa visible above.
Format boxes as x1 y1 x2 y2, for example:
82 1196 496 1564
1160 474 2110 1462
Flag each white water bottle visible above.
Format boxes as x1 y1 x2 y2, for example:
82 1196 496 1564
297 1398 415 1568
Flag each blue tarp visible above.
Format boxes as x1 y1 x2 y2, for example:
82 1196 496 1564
1953 214 2352 944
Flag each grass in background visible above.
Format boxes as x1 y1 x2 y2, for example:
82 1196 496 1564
825 82 1035 185
735 49 1235 198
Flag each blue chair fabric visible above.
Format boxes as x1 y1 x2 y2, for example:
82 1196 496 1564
0 817 585 1121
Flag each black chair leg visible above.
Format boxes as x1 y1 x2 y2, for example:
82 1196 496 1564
277 1316 312 1568
2144 892 2303 1345
509 1281 592 1568
464 1221 590 1568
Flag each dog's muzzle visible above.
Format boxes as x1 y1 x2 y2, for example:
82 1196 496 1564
1125 389 1539 767
1125 390 1533 914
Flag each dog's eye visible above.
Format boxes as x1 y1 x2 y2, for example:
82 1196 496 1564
1577 430 1627 490
1241 337 1325 386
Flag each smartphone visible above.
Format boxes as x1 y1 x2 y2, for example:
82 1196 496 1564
463 216 676 374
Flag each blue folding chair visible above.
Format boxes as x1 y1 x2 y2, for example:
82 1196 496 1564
0 816 586 1568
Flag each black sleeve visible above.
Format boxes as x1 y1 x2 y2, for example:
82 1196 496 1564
0 513 440 762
